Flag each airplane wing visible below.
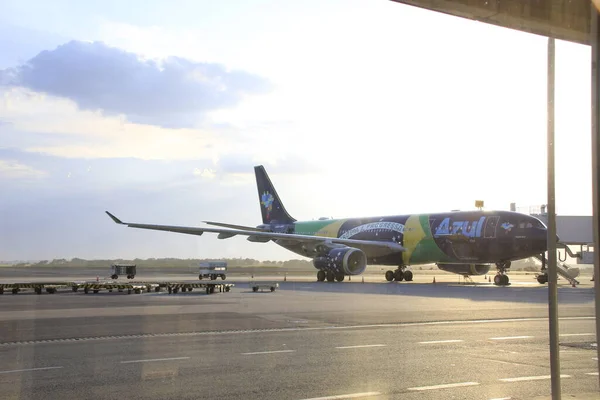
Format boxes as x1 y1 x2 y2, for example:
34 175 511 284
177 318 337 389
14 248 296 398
202 221 265 231
105 211 405 256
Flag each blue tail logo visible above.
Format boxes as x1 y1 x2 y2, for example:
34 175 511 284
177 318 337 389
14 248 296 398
254 165 295 224
261 191 275 219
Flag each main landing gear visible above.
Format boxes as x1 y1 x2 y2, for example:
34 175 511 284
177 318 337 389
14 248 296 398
316 270 345 282
494 261 511 286
384 267 413 282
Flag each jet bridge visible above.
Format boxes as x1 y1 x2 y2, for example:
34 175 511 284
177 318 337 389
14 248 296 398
526 209 594 286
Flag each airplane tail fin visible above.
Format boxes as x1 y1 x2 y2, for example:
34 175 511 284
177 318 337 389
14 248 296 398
254 165 296 224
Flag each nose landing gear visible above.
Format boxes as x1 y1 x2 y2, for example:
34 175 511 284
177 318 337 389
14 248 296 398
494 261 511 286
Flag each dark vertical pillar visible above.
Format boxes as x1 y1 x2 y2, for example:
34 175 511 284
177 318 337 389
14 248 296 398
590 2 600 386
546 36 561 400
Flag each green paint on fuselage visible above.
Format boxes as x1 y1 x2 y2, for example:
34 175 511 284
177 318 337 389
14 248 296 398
292 214 463 265
294 219 345 237
407 214 453 264
294 215 435 261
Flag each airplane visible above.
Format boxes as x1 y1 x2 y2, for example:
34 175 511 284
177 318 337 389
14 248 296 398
106 165 552 286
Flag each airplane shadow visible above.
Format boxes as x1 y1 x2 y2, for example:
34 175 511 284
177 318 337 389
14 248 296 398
277 281 595 305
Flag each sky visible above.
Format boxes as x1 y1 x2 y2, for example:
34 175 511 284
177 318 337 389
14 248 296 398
0 0 594 261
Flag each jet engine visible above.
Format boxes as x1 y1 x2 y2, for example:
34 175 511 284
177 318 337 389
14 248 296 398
436 263 491 276
313 247 367 275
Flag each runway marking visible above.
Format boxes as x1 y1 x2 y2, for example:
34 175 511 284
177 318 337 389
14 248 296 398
585 372 599 376
0 317 593 347
560 333 596 337
335 344 386 349
499 375 571 382
483 358 529 367
242 350 296 355
489 397 511 400
120 356 190 364
0 366 63 374
489 336 534 340
298 392 381 400
407 381 479 391
419 340 463 344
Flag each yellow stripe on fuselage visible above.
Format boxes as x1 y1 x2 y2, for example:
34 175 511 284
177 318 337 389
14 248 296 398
314 219 347 237
402 214 426 264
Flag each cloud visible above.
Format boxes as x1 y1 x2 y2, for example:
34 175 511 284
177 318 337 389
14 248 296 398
0 159 46 179
0 87 229 160
0 23 69 69
0 40 273 128
193 167 216 179
214 153 321 176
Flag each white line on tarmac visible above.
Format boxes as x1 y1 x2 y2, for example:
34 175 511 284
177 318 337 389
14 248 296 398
1 317 595 347
489 397 511 400
559 333 596 337
407 381 480 391
489 336 534 340
585 372 599 376
499 375 571 382
120 357 190 364
0 366 63 374
242 350 296 355
335 344 386 349
299 392 381 400
419 340 463 344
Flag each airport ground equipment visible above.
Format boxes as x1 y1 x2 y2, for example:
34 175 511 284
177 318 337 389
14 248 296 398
527 211 593 286
250 282 279 292
0 280 233 295
74 281 234 295
0 282 73 294
161 281 234 294
534 245 582 286
75 281 156 294
110 263 137 279
198 261 227 280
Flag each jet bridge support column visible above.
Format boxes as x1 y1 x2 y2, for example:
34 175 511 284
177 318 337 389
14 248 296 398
546 36 561 400
590 2 600 385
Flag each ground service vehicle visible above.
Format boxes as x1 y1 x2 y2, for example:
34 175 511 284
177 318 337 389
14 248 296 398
199 261 227 280
110 264 137 279
251 282 279 292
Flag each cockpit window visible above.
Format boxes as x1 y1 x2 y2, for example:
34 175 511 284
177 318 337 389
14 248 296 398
530 218 546 229
519 219 541 229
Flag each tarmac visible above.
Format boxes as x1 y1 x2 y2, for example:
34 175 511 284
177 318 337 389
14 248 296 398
0 267 597 399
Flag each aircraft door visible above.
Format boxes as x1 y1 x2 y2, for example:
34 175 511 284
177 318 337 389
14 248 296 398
484 216 499 238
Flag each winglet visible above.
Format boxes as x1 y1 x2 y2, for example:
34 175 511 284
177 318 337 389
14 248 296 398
105 211 124 224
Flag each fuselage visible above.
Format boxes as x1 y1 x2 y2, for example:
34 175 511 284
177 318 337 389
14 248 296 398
277 210 547 266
